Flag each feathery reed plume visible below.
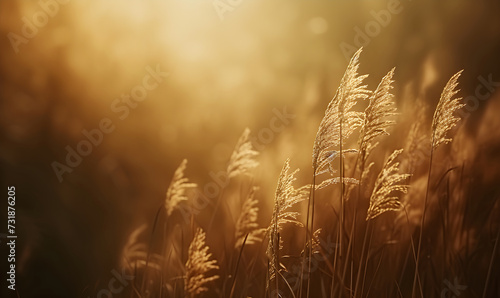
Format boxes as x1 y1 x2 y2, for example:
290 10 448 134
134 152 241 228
358 68 397 180
165 159 197 216
207 128 259 233
431 70 465 149
307 48 369 297
267 159 309 280
366 149 410 220
227 128 259 178
121 224 162 271
312 47 370 175
235 186 265 249
185 228 219 297
413 71 464 296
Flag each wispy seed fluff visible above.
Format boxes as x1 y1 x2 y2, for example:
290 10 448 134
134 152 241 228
312 47 370 176
185 228 219 297
227 128 259 179
358 68 397 180
431 70 465 149
164 159 197 216
235 186 265 249
267 159 309 280
367 149 411 220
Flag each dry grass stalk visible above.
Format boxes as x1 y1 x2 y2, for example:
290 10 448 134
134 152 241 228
227 128 259 178
165 159 197 216
413 71 464 296
207 128 259 233
431 70 465 149
366 149 410 220
312 47 370 175
267 158 309 280
185 228 219 297
308 48 370 297
234 186 265 249
358 68 397 180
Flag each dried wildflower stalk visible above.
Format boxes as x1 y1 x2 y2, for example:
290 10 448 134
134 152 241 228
235 186 265 249
208 128 259 232
358 68 397 181
312 47 370 176
307 48 370 296
431 70 465 149
267 159 309 281
185 228 219 297
413 71 464 295
366 149 410 220
165 159 197 216
227 128 259 178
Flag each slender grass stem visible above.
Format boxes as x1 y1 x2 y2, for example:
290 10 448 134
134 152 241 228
413 142 434 298
141 204 164 292
306 175 316 298
482 226 500 298
230 234 248 298
353 219 370 298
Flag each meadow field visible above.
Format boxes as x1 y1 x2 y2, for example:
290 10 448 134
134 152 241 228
0 1 499 297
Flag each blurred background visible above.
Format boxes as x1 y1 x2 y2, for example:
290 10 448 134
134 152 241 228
1 0 499 296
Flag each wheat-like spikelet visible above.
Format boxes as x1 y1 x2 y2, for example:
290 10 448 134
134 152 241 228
312 47 370 175
227 128 259 178
431 70 465 149
358 68 397 178
366 149 411 220
267 158 309 280
235 186 265 249
165 159 197 216
120 224 162 271
185 228 219 297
